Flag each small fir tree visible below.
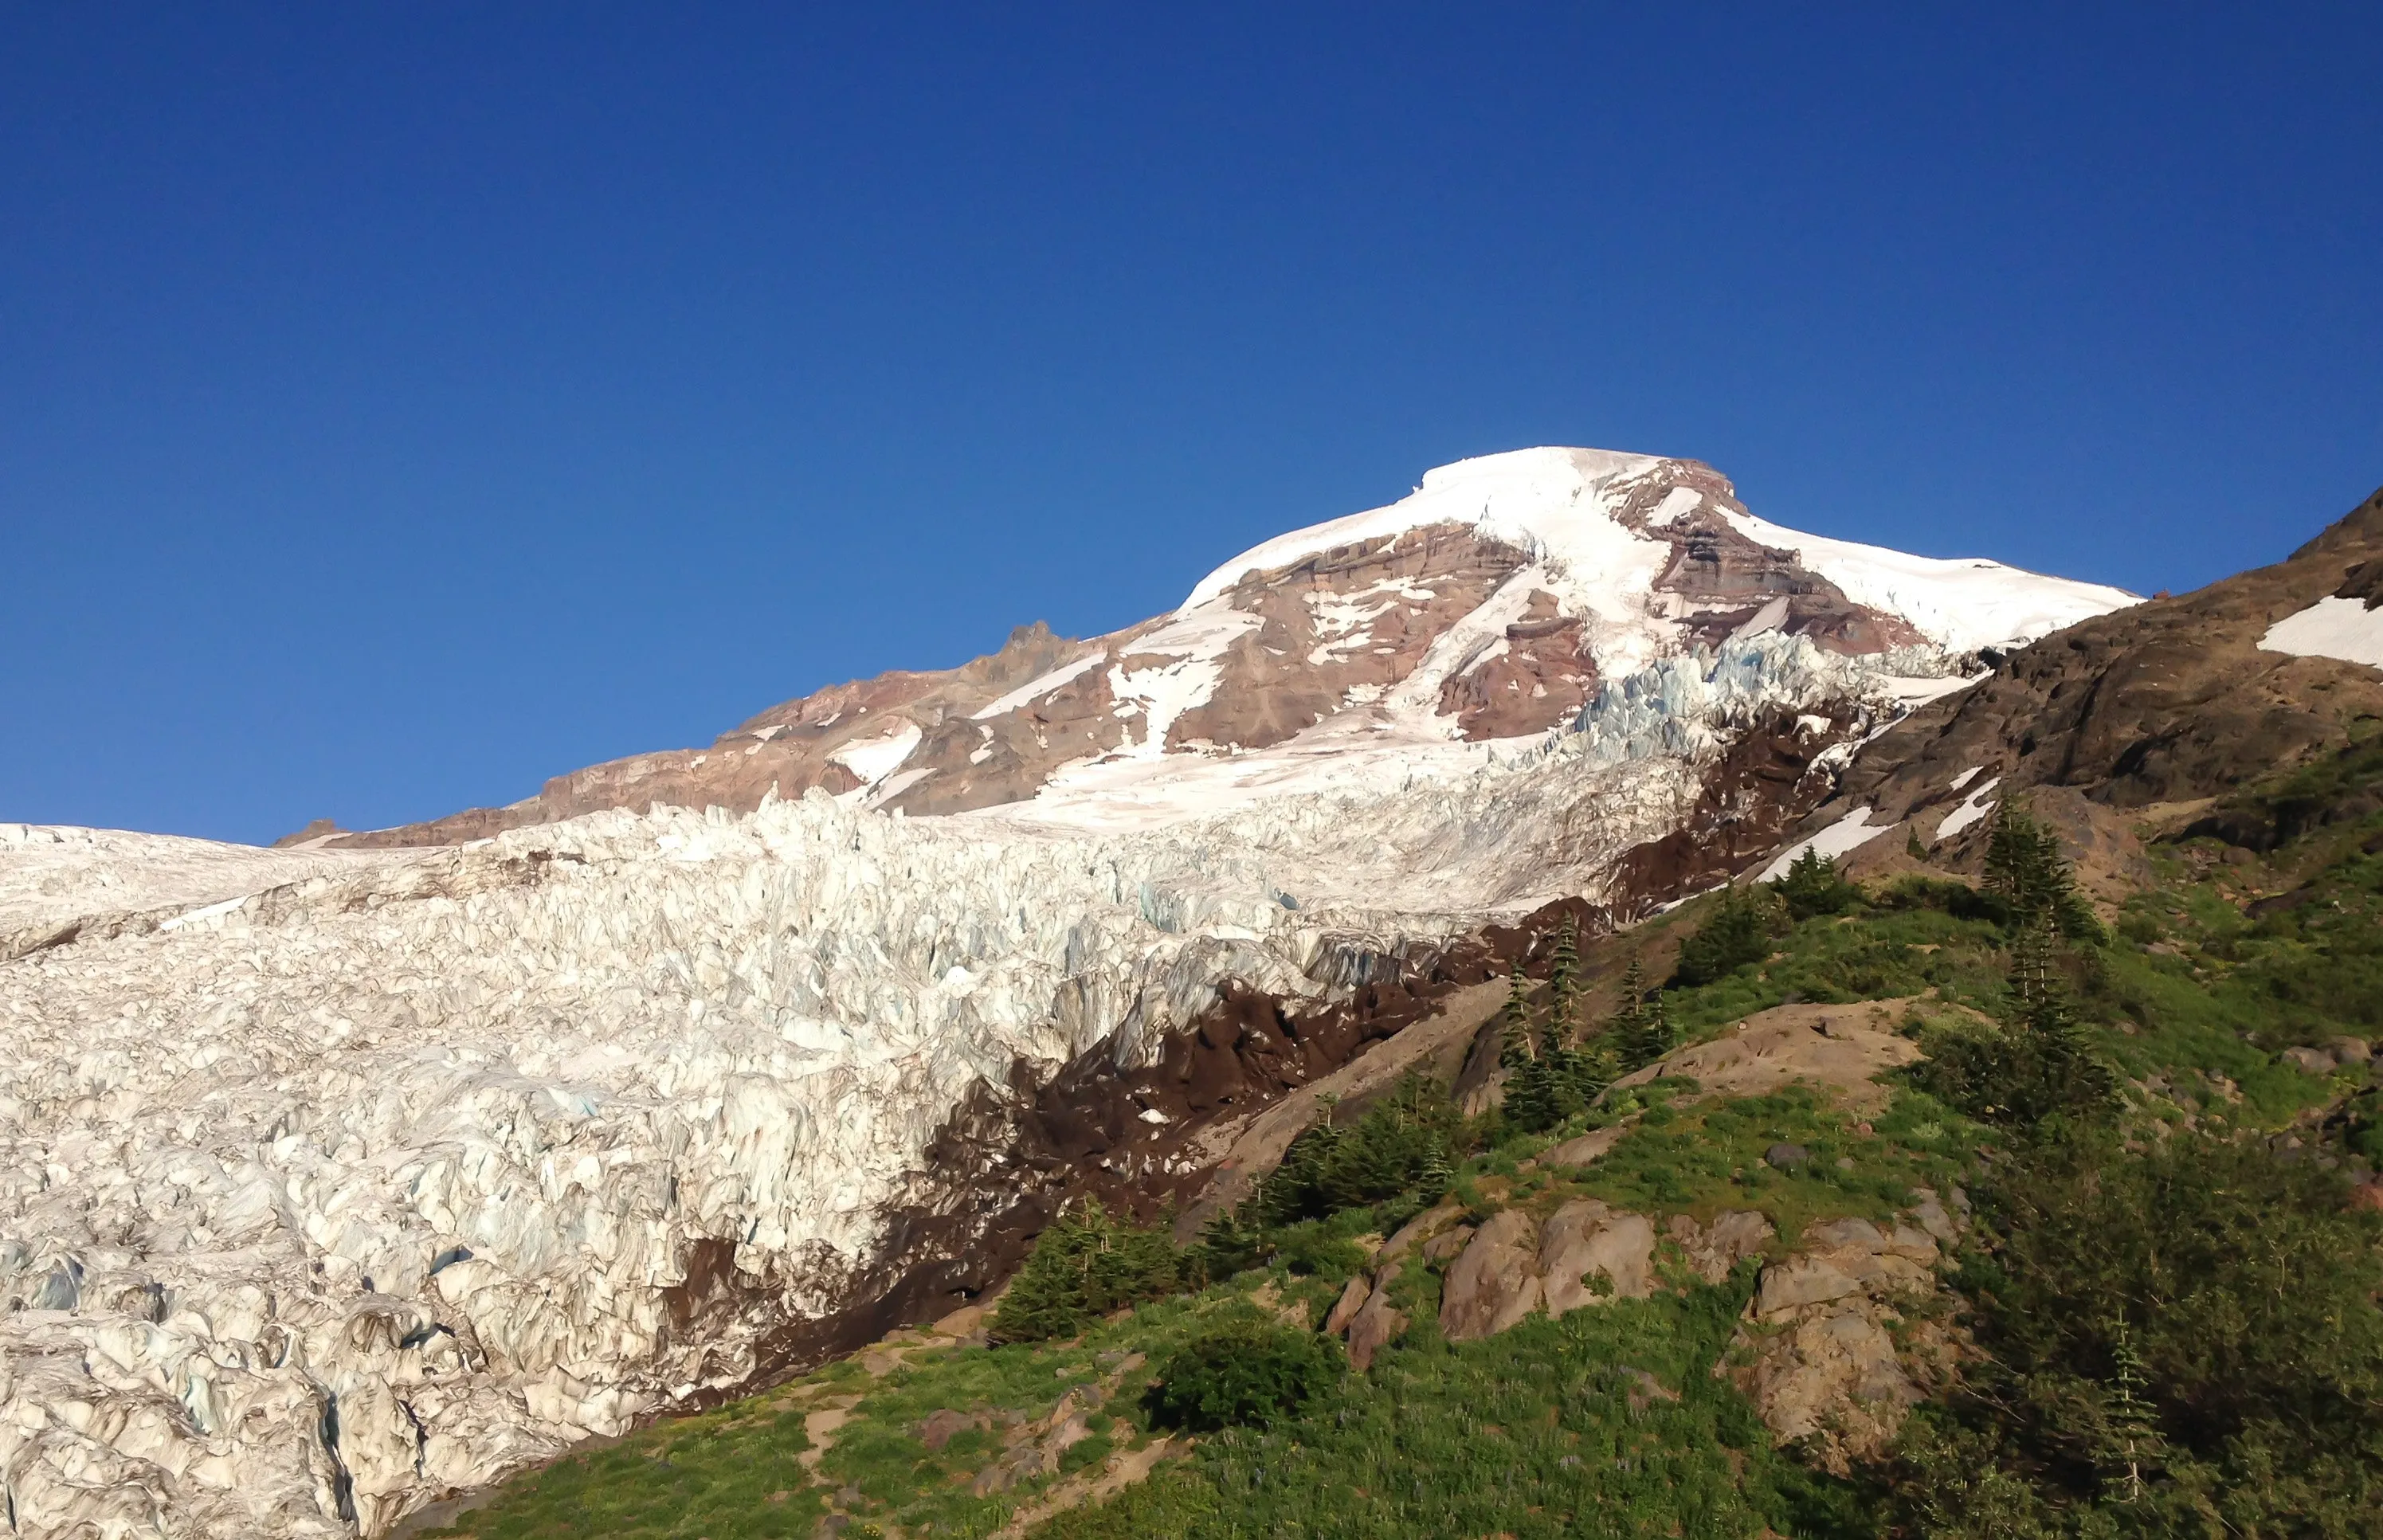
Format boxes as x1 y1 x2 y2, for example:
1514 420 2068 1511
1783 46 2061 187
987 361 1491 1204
992 1201 1179 1342
1623 989 1678 1071
1770 846 1860 920
1497 961 1536 1071
1985 801 2102 942
1546 918 1582 1044
2104 1317 2162 1504
1672 883 1774 987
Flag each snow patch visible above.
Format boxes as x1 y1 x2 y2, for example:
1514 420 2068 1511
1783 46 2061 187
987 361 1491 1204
1759 807 1896 881
970 653 1105 719
1934 778 2003 841
832 723 923 786
1718 506 2139 654
2260 596 2383 669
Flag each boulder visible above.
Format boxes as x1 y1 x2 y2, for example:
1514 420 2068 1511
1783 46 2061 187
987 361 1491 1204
1534 1123 1630 1169
1378 1200 1463 1262
1538 1200 1656 1314
1344 1264 1407 1371
1419 1225 1476 1264
1667 1209 1774 1284
1438 1211 1543 1342
1323 1275 1371 1336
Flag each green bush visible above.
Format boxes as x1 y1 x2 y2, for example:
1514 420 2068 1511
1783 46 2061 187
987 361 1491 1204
990 1201 1180 1343
1768 847 1861 921
1889 1127 2383 1533
1670 883 1777 988
1143 1317 1344 1432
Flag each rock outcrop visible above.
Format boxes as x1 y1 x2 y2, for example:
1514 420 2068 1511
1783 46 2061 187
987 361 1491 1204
1782 481 2383 882
1725 1200 1962 1472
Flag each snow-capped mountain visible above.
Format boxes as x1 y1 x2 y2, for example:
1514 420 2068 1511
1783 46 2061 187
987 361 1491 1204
295 449 2132 847
0 448 2135 1539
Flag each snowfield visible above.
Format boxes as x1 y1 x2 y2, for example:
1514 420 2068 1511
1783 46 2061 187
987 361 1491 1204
2260 594 2383 669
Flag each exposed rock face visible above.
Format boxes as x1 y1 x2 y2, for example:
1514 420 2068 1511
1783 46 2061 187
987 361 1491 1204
1727 1211 1955 1473
1669 1209 1775 1285
1437 1210 1546 1342
1341 1265 1408 1372
1535 1200 1656 1315
1784 481 2383 876
1610 1000 1928 1115
1433 1199 1665 1345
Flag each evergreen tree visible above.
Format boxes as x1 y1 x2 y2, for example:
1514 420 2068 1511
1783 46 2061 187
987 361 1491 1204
2005 916 2117 1115
1611 955 1647 1035
1501 1052 1566 1134
1253 1073 1467 1223
1497 961 1536 1071
1672 883 1774 987
2103 1317 2162 1504
1913 889 2116 1128
1985 801 2103 942
1417 1138 1455 1198
1190 1206 1268 1283
1622 989 1678 1071
1546 919 1581 1044
993 1200 1180 1342
1770 846 1860 920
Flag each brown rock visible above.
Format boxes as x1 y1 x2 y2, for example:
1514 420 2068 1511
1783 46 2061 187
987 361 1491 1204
1377 1200 1464 1262
1438 1209 1543 1342
915 1408 988 1452
1824 482 2383 877
1537 1200 1656 1315
1668 1209 1774 1284
1738 1303 1925 1471
1611 1001 1924 1114
1323 1275 1371 1336
1534 1123 1629 1169
2284 1045 2338 1074
1730 1206 1954 1472
1344 1264 1407 1371
1419 1225 1476 1264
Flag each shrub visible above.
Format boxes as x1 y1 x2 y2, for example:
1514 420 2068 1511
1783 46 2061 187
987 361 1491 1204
1890 1127 2383 1531
991 1201 1179 1343
1143 1317 1343 1432
1768 847 1860 921
1671 883 1776 988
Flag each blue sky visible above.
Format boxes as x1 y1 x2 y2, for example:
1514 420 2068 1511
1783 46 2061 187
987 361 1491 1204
6 5 2380 844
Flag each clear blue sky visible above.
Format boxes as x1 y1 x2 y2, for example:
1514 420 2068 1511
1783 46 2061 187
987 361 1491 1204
7 6 2380 844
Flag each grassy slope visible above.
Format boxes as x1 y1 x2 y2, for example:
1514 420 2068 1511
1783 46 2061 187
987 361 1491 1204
422 751 2383 1540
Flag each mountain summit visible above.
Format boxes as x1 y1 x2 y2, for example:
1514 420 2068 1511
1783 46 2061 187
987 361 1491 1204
289 449 2133 848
